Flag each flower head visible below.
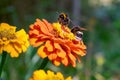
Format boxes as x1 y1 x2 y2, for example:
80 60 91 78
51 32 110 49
29 19 86 67
29 69 72 80
0 23 29 57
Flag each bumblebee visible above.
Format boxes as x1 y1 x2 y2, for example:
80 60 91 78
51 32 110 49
58 13 70 26
71 26 87 40
58 12 87 40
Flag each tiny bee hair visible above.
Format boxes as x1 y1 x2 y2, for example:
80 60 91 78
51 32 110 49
58 12 70 26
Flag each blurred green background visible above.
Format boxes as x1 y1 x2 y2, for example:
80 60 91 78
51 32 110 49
0 0 120 80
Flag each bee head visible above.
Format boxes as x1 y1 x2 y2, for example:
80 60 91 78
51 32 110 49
59 13 67 19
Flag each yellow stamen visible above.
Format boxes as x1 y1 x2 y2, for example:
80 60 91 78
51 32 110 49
0 28 17 40
52 22 75 40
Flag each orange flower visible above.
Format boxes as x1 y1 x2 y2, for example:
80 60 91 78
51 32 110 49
29 19 86 67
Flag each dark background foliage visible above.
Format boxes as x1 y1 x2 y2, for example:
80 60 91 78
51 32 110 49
0 0 120 80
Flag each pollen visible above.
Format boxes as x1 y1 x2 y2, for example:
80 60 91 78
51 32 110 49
0 28 17 40
52 22 75 40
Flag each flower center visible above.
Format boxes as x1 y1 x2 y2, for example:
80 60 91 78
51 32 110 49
52 22 75 40
0 28 17 40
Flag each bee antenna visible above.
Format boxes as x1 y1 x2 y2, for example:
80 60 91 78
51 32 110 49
70 19 76 26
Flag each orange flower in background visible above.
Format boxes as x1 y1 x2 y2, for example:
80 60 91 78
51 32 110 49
29 19 86 67
29 69 72 80
0 23 29 57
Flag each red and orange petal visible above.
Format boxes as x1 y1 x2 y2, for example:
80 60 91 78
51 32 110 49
29 19 86 67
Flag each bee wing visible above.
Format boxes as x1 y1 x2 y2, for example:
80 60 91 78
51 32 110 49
79 27 87 31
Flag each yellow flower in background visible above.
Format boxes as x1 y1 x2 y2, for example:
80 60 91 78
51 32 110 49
0 23 29 57
29 69 72 80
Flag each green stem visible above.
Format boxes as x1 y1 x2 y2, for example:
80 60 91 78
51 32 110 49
38 57 49 69
0 51 7 77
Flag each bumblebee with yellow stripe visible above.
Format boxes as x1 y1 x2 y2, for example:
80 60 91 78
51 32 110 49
71 26 87 40
58 12 70 26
